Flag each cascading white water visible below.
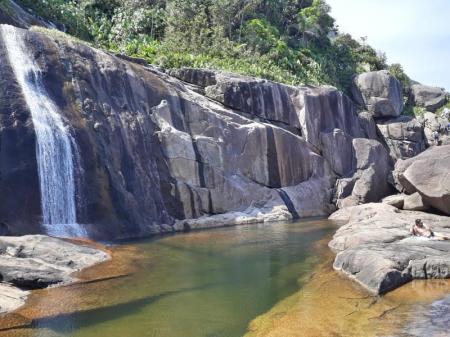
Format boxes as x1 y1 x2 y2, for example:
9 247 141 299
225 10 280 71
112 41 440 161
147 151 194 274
1 25 86 237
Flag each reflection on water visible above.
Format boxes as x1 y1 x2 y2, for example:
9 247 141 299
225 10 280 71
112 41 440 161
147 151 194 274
0 220 335 337
245 249 450 337
1 220 449 337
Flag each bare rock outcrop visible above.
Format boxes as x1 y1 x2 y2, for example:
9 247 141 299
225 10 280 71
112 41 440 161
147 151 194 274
376 116 426 159
0 25 423 239
329 203 450 294
351 70 404 118
0 235 108 313
335 138 393 208
394 145 450 215
411 84 448 112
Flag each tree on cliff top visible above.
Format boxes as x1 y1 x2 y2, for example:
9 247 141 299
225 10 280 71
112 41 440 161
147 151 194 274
16 0 392 90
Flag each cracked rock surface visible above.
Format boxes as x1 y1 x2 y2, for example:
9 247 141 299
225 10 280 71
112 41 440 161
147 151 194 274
329 203 450 294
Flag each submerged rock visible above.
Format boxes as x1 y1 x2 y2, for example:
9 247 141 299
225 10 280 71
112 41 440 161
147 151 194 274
329 203 450 294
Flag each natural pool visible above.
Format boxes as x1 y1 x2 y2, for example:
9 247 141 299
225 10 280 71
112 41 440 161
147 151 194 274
0 220 335 337
1 219 449 337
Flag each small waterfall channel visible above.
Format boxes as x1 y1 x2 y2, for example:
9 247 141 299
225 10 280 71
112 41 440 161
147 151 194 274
1 25 86 237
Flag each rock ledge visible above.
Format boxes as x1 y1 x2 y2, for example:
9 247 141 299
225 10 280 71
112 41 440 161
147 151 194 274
329 203 450 294
0 235 109 314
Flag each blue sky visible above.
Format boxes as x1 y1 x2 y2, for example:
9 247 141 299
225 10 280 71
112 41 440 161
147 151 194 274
327 0 450 90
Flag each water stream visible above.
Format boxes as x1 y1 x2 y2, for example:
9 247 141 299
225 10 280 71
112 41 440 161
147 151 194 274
1 25 85 237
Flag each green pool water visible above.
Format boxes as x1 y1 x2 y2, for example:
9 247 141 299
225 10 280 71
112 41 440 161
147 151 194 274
8 220 336 337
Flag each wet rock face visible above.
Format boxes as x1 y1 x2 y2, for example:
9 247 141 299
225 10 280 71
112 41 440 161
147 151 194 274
0 26 401 239
394 145 450 215
329 203 450 294
0 27 340 238
0 34 42 235
351 70 404 118
411 84 448 112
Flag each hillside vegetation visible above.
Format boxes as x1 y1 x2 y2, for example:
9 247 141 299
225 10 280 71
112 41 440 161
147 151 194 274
17 0 410 91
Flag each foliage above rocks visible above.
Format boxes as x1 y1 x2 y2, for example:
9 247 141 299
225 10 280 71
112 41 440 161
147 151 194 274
15 0 389 90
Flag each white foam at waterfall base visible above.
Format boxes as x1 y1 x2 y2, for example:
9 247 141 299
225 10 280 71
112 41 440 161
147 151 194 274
1 25 86 238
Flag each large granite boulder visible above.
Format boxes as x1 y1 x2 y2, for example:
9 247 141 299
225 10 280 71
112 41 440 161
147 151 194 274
394 145 450 215
419 112 450 146
411 84 448 112
376 115 426 159
335 138 393 207
329 203 450 294
351 70 404 118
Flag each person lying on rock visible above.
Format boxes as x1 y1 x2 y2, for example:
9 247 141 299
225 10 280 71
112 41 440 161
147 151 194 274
410 219 450 240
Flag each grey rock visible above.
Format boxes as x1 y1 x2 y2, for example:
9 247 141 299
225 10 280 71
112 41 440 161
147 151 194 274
0 235 108 289
0 0 58 29
351 70 404 118
0 283 28 314
0 27 340 238
299 86 364 150
411 84 448 112
358 111 379 139
329 203 450 294
419 112 450 146
382 194 406 209
320 129 354 176
403 192 428 211
335 138 393 208
394 145 450 215
377 116 426 159
170 67 218 88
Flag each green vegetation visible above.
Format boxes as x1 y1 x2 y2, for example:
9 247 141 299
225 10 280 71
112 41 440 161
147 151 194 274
436 101 450 117
0 0 14 15
388 63 411 95
17 0 393 90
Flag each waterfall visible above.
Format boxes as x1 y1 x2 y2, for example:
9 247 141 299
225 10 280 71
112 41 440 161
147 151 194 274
1 25 86 237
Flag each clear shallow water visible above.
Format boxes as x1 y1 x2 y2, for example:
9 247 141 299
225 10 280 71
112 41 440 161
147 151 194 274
0 220 335 337
2 220 449 337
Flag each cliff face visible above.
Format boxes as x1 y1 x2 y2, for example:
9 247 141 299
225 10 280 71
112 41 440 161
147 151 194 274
0 25 396 239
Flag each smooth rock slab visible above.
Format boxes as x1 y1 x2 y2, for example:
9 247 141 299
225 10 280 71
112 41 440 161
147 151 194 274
0 235 108 314
329 203 450 294
0 235 109 289
0 283 28 314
